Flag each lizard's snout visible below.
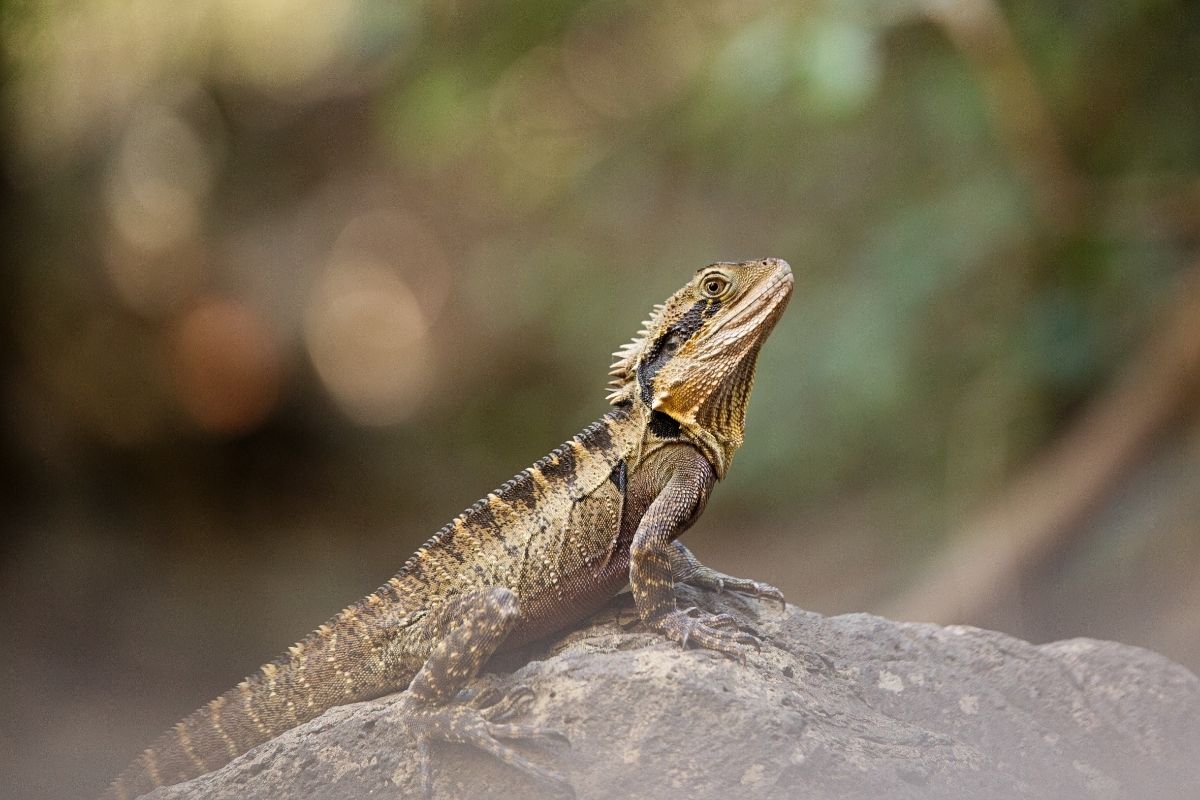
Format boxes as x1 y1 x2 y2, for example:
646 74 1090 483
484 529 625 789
761 257 792 281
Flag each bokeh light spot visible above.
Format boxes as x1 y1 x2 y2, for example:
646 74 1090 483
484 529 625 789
305 260 433 427
105 103 213 255
215 0 358 92
172 298 283 435
330 209 452 325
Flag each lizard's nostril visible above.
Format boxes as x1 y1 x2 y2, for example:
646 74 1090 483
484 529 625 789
762 258 792 276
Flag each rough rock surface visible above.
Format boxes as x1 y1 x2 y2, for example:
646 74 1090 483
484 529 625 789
147 587 1200 800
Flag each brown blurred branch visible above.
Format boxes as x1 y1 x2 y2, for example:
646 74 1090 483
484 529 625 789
922 0 1084 234
888 262 1200 624
1098 175 1200 243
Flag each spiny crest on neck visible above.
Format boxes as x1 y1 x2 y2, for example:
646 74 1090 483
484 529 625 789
606 302 666 405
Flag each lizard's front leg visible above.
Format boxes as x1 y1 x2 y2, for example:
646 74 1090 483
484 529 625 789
393 587 571 798
629 448 760 659
670 541 786 609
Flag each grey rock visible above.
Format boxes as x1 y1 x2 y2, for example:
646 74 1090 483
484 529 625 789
147 587 1200 800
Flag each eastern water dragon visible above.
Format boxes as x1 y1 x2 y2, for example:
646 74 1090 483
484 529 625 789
103 258 794 799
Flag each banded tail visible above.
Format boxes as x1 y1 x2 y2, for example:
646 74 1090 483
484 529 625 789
100 600 402 800
103 674 283 799
100 640 363 800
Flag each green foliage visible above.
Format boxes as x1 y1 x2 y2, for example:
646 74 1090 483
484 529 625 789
4 0 1198 551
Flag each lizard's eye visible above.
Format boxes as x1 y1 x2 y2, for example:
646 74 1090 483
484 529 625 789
701 274 729 298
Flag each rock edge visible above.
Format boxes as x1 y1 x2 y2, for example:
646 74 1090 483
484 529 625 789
146 587 1200 800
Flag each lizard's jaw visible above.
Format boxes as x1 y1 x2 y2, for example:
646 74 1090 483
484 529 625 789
705 258 793 340
683 259 792 381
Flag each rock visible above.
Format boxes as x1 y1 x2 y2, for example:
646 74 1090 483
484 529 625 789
146 587 1200 800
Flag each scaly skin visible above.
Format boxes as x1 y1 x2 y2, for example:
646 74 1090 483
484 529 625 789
102 258 793 800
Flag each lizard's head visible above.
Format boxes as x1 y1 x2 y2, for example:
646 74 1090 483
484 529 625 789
607 258 793 476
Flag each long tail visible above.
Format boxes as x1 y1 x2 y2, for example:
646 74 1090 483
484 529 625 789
100 596 409 800
101 664 299 800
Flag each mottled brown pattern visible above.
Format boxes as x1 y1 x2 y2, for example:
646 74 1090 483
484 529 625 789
538 446 577 485
498 470 540 510
102 259 792 800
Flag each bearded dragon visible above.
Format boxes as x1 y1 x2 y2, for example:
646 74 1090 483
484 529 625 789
103 258 793 799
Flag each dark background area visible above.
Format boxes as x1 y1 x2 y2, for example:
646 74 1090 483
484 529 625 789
2 1 1200 798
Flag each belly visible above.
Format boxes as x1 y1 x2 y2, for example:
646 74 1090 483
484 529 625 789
504 548 632 648
502 475 639 648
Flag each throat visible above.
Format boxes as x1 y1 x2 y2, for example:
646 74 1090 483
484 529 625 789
692 358 758 478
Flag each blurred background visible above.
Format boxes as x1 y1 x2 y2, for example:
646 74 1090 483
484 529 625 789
3 0 1200 797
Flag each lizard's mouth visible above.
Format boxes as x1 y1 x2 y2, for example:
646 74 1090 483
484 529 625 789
707 261 793 339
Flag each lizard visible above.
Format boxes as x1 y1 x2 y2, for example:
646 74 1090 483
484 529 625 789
101 257 794 800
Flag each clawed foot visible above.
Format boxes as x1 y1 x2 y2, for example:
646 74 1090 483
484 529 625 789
654 607 762 660
397 688 573 799
464 684 537 723
687 567 786 611
678 606 757 635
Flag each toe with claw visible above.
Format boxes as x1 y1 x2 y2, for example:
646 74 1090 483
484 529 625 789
655 607 762 660
687 567 787 611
